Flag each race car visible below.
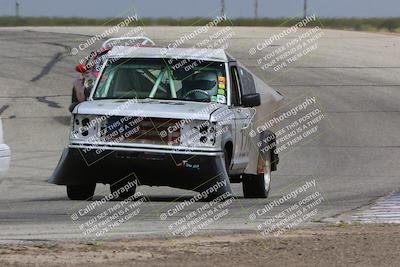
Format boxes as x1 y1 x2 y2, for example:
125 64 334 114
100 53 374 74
52 45 283 200
0 117 10 177
72 37 155 103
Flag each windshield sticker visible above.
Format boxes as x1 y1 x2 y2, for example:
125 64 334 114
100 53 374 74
218 76 226 83
217 94 226 104
100 74 109 82
218 82 225 89
217 89 225 95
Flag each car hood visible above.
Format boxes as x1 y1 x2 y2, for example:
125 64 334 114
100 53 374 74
74 99 225 121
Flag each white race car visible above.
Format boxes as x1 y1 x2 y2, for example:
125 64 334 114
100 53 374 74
0 117 10 177
51 46 283 200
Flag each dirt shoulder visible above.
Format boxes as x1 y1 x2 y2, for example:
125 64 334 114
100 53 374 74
1 224 399 267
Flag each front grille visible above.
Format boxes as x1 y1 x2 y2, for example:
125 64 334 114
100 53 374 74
102 116 180 145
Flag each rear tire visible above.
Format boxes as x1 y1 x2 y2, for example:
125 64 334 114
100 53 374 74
242 153 272 198
67 184 96 200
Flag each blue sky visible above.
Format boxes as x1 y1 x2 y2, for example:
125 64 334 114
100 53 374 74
0 0 399 18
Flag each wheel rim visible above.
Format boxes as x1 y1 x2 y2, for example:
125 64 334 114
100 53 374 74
264 159 272 192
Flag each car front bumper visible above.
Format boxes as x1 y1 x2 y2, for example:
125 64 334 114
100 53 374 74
49 146 232 195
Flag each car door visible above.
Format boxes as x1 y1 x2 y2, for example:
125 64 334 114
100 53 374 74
229 65 251 172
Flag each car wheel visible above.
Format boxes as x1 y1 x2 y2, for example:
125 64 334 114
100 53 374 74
242 153 272 198
110 179 137 200
67 184 96 200
71 87 78 103
201 148 232 201
223 148 231 173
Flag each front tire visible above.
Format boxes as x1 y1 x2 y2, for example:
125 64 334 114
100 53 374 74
242 153 272 198
202 148 232 201
67 184 96 200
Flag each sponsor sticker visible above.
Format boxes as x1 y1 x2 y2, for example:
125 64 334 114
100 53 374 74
217 95 226 104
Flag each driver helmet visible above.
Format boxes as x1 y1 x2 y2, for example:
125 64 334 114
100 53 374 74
193 71 218 96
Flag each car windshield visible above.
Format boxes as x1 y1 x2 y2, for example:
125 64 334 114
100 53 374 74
93 58 227 103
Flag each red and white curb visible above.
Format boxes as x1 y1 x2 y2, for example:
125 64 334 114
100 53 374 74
352 192 400 224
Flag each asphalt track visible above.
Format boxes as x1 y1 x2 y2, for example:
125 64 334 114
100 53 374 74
0 26 399 242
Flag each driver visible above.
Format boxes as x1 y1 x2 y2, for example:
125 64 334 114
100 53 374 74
181 71 218 100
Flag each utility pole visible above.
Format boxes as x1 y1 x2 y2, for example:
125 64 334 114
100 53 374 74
220 0 225 16
303 0 307 19
254 0 258 19
15 0 20 17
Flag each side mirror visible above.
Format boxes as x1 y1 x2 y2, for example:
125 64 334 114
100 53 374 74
75 64 87 73
242 93 261 107
84 87 91 100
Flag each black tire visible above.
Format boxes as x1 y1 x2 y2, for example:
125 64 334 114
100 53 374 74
110 180 137 200
200 148 232 201
67 184 96 200
72 87 78 103
223 148 231 173
242 152 272 198
242 173 270 198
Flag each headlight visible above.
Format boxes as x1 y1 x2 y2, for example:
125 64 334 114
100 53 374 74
70 115 102 142
179 121 218 148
